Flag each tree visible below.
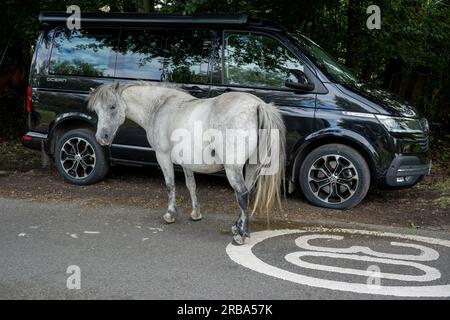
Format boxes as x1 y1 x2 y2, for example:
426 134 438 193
1 0 449 135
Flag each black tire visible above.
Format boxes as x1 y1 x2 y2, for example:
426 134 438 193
54 128 110 185
299 144 370 209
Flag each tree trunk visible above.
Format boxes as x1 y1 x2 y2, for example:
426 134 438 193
346 0 359 67
382 58 402 91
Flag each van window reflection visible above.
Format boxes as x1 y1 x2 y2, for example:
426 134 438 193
50 29 117 77
115 29 166 80
223 32 305 88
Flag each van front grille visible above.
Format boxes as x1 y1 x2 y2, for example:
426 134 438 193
411 132 429 152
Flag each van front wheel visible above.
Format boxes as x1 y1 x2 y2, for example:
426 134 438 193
54 128 109 185
299 144 370 209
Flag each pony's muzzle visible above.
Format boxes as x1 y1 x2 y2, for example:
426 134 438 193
98 138 111 146
96 130 113 146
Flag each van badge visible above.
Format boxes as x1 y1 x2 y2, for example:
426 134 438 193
47 77 67 83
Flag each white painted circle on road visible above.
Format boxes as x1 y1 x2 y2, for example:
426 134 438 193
226 228 450 297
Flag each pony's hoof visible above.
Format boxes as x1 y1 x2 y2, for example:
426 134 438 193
232 233 246 245
190 211 202 221
163 212 175 224
231 224 250 237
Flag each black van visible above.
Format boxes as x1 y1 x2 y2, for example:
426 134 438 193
22 12 431 209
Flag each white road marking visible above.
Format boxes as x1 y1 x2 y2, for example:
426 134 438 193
148 227 163 232
226 228 450 297
65 232 79 239
285 250 440 282
83 231 100 234
295 234 439 261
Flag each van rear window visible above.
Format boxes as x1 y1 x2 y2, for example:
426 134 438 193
164 29 211 84
115 29 212 83
48 28 212 83
49 29 118 77
115 29 166 80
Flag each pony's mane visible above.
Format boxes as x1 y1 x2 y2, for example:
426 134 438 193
87 81 188 111
87 83 116 111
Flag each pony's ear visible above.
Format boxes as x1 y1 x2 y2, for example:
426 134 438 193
113 82 120 92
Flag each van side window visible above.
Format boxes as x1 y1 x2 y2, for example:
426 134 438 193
164 30 212 84
223 32 305 88
115 29 167 80
49 29 118 77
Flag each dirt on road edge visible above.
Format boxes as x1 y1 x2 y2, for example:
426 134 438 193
0 140 449 231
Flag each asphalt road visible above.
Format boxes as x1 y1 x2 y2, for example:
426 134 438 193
1 197 450 300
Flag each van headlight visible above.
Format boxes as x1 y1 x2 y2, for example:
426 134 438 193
375 115 424 133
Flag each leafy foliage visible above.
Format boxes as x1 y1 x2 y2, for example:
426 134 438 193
51 59 106 76
1 0 449 137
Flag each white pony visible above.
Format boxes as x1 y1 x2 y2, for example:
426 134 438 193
88 82 285 244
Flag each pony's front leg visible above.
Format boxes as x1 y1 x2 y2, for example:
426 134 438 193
155 152 177 223
183 168 202 221
225 165 250 245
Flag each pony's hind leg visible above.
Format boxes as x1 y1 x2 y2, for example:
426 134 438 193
183 168 201 221
244 163 259 191
155 152 177 224
225 165 250 245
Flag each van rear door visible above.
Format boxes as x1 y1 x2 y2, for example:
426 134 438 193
111 28 215 164
38 27 120 134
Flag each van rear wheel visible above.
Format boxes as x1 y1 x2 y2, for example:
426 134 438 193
299 144 370 209
54 128 109 185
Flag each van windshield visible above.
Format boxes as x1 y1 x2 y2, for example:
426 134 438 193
289 32 360 85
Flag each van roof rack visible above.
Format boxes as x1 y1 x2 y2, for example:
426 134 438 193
39 12 249 26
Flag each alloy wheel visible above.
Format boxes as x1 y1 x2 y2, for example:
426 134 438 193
60 137 96 179
307 154 359 204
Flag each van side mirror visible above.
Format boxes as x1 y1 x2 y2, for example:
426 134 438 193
285 69 315 92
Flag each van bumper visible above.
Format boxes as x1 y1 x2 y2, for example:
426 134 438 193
385 155 432 187
21 131 48 151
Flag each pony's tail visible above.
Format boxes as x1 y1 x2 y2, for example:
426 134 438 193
248 102 286 217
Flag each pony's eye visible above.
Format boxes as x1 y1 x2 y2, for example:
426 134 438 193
110 105 116 110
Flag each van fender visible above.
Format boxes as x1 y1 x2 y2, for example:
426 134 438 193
47 112 97 153
289 128 380 185
52 112 97 128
